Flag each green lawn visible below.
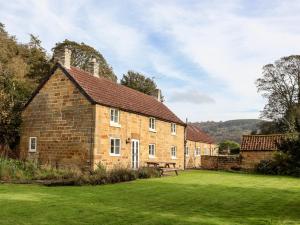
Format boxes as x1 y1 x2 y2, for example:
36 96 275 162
0 170 300 225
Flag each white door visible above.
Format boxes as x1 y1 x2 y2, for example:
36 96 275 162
131 139 139 169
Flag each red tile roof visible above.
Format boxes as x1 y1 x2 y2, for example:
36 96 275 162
62 65 185 125
186 124 214 144
241 134 286 151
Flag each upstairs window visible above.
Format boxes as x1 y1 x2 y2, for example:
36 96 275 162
171 123 176 134
110 138 121 156
149 117 156 131
110 108 120 126
29 137 37 152
195 147 201 156
171 146 177 159
149 144 155 158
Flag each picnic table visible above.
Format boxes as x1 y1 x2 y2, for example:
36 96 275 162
146 161 178 176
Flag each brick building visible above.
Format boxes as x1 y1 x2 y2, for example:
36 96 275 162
19 48 185 170
185 124 217 168
240 134 286 170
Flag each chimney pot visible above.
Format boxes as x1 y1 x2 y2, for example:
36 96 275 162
88 58 99 78
53 47 71 69
152 89 162 102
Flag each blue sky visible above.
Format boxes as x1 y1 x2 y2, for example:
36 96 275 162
1 0 300 122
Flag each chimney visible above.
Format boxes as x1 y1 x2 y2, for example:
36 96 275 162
152 89 162 102
53 47 71 69
88 58 99 77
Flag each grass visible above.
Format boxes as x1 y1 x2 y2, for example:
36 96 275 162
0 170 300 225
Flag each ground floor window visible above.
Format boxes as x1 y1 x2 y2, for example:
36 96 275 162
195 147 201 156
204 148 210 155
149 144 155 158
110 138 121 156
29 137 37 152
185 147 189 156
171 146 177 159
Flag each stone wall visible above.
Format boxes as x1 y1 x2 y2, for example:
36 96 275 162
93 105 185 170
19 69 95 170
201 155 241 170
240 151 275 170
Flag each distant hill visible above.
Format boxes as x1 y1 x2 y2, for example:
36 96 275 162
192 119 264 144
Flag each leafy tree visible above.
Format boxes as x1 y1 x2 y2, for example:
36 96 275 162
256 55 300 132
218 140 240 154
0 23 51 153
52 40 117 82
121 70 161 98
22 34 53 83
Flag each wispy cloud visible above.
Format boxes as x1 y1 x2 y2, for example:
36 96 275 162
168 90 215 104
1 0 300 121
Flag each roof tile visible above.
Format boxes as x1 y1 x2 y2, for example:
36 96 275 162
65 66 185 125
186 124 214 144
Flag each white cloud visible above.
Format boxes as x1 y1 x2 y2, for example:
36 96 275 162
1 0 300 121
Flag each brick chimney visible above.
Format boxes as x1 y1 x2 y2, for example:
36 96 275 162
152 89 162 102
53 47 71 69
88 58 99 78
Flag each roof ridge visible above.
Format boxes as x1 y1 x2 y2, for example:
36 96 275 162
70 66 164 103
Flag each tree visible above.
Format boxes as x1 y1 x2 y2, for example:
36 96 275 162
0 23 51 154
121 70 161 98
52 40 117 82
256 55 300 133
218 140 240 155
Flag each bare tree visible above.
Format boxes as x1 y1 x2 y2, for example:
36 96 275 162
256 55 300 132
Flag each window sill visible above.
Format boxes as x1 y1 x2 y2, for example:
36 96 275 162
149 155 155 159
171 132 176 136
109 153 120 157
171 157 177 160
149 129 157 133
110 122 121 128
28 150 36 153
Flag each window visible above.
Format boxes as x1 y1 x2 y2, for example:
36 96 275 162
110 108 120 126
110 138 121 156
29 137 37 152
149 117 156 131
149 144 155 158
171 146 177 159
185 146 189 156
171 123 176 134
195 147 201 156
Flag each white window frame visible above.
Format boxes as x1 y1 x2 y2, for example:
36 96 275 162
149 117 156 132
171 123 176 135
110 108 121 127
185 146 189 156
110 138 121 156
149 144 155 158
171 146 177 159
29 137 37 152
195 147 201 156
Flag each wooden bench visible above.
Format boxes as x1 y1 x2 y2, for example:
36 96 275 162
146 161 179 176
160 167 178 176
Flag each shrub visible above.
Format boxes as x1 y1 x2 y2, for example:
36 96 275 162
136 167 160 179
255 160 277 175
0 158 159 185
108 167 137 183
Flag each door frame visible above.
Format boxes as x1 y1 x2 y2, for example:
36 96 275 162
131 139 140 169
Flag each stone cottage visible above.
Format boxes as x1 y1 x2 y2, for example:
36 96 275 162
19 48 185 170
240 134 286 170
185 124 217 168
